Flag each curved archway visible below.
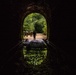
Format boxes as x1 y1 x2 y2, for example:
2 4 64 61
20 3 51 41
22 12 48 66
19 3 52 67
23 12 47 40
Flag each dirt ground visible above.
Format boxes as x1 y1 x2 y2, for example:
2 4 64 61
23 33 47 40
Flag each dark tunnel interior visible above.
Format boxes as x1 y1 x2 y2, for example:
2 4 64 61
0 0 76 75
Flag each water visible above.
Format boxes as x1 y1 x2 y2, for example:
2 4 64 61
23 46 47 65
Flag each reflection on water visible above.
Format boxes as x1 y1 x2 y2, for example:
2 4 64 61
23 46 47 65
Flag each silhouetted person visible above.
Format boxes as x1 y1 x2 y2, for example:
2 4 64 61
33 30 36 39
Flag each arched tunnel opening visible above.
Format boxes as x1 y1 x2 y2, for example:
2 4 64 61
17 3 69 74
16 3 54 75
22 13 47 40
22 13 48 66
20 3 51 41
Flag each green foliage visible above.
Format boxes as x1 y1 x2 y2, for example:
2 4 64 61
34 22 44 33
42 24 47 35
23 13 47 33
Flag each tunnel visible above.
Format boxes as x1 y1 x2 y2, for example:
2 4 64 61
0 0 76 75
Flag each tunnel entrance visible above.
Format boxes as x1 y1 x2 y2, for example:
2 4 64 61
18 3 52 75
22 13 47 40
22 13 48 66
